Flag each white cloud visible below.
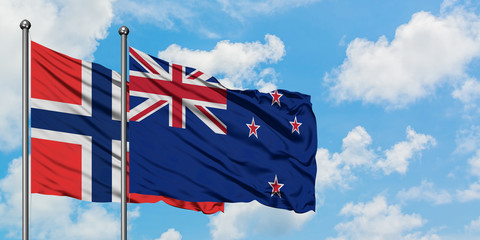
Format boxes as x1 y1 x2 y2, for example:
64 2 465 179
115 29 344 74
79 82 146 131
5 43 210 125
455 125 480 154
465 216 480 232
114 0 193 29
328 195 439 240
441 0 460 13
0 157 120 239
128 206 140 220
340 126 376 167
315 148 352 190
404 232 442 240
469 150 480 178
457 150 480 202
42 204 119 240
0 158 23 236
316 126 436 191
397 180 452 205
452 78 480 107
116 0 319 37
114 1 225 39
254 68 279 93
0 0 115 151
375 126 436 175
3 0 115 60
155 228 182 240
457 182 480 202
157 34 285 91
316 126 376 190
118 0 323 27
208 201 314 240
338 35 347 47
127 206 141 231
325 6 480 108
218 0 321 20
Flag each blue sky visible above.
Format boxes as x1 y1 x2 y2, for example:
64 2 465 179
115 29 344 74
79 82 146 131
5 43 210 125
1 0 480 239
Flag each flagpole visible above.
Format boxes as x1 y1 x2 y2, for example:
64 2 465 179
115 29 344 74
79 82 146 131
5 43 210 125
20 19 31 240
119 25 129 240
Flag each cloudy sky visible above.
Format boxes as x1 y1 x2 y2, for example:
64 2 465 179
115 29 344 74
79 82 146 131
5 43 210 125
1 0 480 239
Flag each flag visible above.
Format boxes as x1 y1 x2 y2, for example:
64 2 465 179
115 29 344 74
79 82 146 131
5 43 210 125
30 41 223 213
128 47 317 213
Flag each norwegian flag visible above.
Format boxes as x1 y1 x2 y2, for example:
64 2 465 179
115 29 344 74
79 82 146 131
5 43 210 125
129 47 227 134
30 41 223 213
31 41 121 202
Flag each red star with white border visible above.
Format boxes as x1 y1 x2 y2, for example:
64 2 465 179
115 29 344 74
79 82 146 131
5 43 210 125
268 175 284 198
290 116 302 134
270 90 283 106
246 117 260 138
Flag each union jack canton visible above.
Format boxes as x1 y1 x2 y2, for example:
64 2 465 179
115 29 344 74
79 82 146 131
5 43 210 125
129 47 227 134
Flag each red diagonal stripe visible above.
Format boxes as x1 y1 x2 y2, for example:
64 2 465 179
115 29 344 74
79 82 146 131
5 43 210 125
130 100 168 122
130 48 159 75
187 71 204 80
196 105 227 134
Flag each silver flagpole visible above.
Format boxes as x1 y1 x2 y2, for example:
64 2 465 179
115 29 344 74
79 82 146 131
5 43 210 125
20 19 31 240
119 25 129 240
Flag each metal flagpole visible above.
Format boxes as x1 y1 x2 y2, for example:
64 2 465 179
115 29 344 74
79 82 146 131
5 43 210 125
20 19 31 240
119 25 129 240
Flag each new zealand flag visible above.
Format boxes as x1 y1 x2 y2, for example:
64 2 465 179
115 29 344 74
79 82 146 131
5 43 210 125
129 47 317 213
